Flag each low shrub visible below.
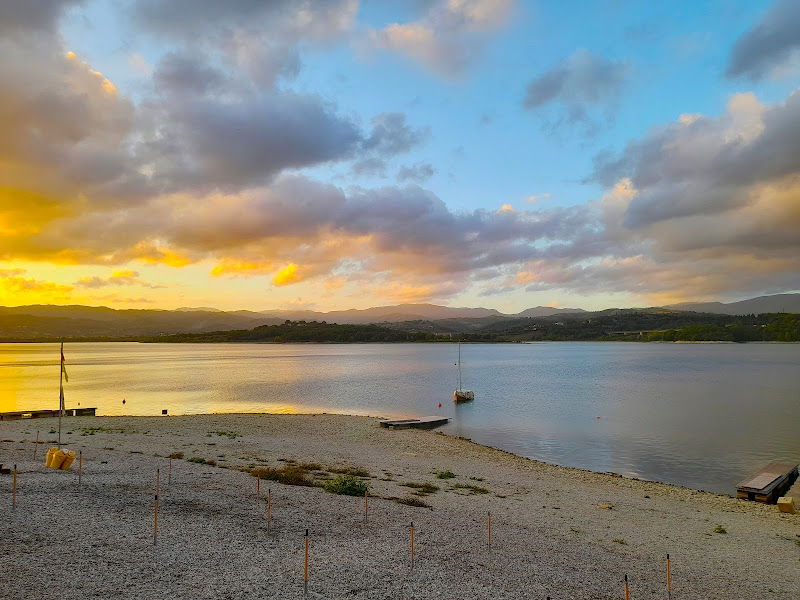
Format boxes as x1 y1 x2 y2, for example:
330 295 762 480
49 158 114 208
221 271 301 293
250 466 314 486
324 473 368 496
436 470 456 479
454 483 489 495
400 482 439 495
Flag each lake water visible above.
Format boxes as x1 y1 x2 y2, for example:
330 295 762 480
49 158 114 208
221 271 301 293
1 342 798 495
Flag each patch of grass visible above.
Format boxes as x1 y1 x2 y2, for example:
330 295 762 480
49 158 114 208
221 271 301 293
469 476 485 481
612 539 627 545
454 483 489 495
388 496 430 508
169 452 184 459
49 429 56 434
713 524 727 534
436 470 456 479
329 466 370 477
400 482 439 496
598 503 614 510
298 462 322 471
187 457 208 464
250 466 314 487
209 430 240 439
324 473 368 496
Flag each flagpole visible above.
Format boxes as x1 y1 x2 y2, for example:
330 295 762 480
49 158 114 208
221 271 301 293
58 341 64 448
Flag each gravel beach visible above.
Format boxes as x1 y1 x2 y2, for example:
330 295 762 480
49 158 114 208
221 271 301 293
1 414 798 599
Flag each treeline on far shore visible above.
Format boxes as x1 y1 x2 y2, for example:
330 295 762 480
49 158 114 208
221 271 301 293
1 312 797 344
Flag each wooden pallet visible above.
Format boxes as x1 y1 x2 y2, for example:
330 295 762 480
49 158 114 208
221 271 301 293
737 462 799 503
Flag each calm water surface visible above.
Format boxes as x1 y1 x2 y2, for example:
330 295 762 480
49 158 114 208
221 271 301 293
1 342 798 495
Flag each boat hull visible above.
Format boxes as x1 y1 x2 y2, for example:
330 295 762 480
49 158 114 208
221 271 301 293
454 390 474 403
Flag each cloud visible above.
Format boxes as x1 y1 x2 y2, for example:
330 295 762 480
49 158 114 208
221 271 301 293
133 0 357 88
523 50 631 132
367 0 515 77
397 162 436 182
75 270 165 288
0 0 84 36
726 0 800 81
525 193 550 203
0 272 74 304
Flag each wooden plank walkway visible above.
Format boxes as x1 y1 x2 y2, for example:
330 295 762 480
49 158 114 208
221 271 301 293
379 416 449 429
737 461 799 503
0 408 96 421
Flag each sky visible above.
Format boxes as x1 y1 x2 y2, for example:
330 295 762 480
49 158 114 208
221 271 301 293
1 0 799 313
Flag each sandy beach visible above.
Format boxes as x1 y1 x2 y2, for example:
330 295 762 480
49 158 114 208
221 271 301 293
1 414 798 599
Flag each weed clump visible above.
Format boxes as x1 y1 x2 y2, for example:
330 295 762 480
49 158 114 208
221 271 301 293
400 482 439 496
436 470 456 479
389 496 430 508
329 466 370 477
713 524 727 534
454 483 489 495
169 452 184 459
324 473 368 496
187 457 215 465
250 466 314 487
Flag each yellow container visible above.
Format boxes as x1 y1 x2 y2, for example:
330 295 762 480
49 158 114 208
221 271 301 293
60 450 76 471
50 449 66 470
46 447 58 468
777 497 796 514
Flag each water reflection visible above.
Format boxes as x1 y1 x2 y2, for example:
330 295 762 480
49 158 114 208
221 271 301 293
1 341 798 494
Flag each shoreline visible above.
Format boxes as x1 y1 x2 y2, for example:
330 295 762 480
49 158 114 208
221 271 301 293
2 413 797 599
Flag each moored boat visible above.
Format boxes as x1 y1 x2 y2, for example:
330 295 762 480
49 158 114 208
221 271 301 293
453 342 474 403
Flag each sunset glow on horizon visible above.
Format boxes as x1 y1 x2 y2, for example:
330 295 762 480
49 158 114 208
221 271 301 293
1 1 798 313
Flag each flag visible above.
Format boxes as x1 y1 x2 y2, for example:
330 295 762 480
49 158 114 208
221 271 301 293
61 343 69 383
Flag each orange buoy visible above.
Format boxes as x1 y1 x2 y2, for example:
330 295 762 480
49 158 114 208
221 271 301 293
438 403 442 407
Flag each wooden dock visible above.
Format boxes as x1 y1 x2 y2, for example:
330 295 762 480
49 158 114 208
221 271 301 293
737 461 799 503
379 416 449 430
0 408 96 421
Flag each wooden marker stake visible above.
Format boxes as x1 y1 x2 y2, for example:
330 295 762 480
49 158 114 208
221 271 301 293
34 431 39 460
488 511 492 550
267 488 271 532
12 464 17 510
410 521 415 569
168 457 172 485
78 451 82 488
364 488 368 523
257 475 260 501
667 553 671 599
154 469 160 545
304 528 309 597
624 574 629 600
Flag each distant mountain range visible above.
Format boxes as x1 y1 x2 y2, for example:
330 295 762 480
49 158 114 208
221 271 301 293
0 293 795 340
661 293 800 315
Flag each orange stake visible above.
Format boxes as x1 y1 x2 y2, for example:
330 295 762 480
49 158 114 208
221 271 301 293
304 528 309 597
12 464 17 510
365 488 368 523
154 469 159 545
168 456 172 485
410 521 415 568
624 574 629 600
267 488 272 531
667 554 671 599
34 431 39 460
257 474 260 500
79 451 82 488
488 511 492 548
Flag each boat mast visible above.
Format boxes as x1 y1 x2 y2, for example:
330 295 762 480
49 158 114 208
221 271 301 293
58 341 64 448
457 342 462 391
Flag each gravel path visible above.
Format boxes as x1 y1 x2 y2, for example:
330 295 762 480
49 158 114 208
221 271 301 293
1 414 798 599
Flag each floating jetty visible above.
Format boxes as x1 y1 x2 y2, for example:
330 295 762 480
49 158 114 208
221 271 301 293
736 461 799 503
0 408 96 421
379 416 449 430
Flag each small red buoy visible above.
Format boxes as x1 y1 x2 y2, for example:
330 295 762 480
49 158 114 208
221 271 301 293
596 416 601 419
438 403 442 407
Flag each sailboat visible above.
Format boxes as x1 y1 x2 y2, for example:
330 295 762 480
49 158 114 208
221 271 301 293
453 342 474 403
